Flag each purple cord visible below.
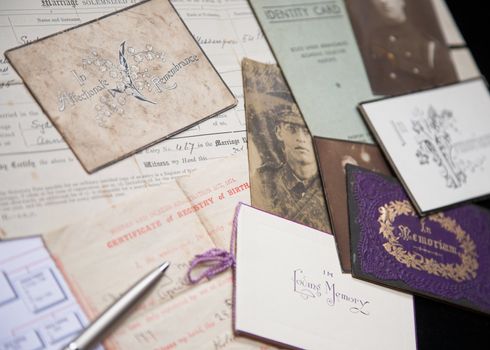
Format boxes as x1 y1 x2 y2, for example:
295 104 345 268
186 204 239 284
186 248 235 284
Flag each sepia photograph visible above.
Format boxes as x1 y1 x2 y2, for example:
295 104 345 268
242 58 331 233
346 0 458 96
314 137 392 272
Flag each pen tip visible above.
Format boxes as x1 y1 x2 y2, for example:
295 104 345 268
159 261 170 272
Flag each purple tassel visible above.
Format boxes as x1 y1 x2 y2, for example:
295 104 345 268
187 204 241 284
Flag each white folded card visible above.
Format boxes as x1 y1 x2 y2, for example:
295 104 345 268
359 78 490 214
234 204 416 350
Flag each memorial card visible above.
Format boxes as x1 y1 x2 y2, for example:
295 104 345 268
234 204 416 350
243 58 331 233
5 0 236 173
359 79 490 214
347 166 490 315
313 137 392 272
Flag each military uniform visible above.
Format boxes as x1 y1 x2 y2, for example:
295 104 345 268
366 23 457 95
251 162 331 233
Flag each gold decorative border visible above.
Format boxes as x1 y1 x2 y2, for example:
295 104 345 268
378 200 478 282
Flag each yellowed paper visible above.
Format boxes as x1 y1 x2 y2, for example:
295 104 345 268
0 0 273 239
110 273 270 349
177 154 251 249
6 0 236 173
44 153 272 349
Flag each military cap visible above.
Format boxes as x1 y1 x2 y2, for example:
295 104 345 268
272 103 304 125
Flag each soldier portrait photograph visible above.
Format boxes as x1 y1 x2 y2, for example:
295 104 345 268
242 58 331 233
346 0 458 96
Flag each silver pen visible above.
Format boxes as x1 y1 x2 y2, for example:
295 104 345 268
65 261 170 350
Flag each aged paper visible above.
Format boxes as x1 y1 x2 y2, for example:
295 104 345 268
43 154 272 349
6 0 236 173
115 272 270 349
243 59 331 233
44 181 211 320
0 0 144 85
177 154 251 250
249 0 374 142
0 0 274 238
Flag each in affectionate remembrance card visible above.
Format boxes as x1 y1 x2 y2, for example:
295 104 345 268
313 137 392 272
234 204 416 350
5 0 236 173
359 78 490 214
347 165 490 315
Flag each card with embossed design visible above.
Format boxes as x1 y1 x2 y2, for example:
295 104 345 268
5 0 236 173
234 203 416 350
359 78 490 214
347 165 490 315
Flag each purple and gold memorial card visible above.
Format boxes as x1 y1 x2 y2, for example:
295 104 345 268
347 165 490 315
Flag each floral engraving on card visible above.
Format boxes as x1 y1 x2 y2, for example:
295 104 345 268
412 107 464 188
411 106 485 189
57 41 200 128
107 41 161 104
82 41 165 127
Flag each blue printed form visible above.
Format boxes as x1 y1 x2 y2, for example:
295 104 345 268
0 237 97 350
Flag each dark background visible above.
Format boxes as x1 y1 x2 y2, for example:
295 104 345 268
446 0 489 80
415 2 490 349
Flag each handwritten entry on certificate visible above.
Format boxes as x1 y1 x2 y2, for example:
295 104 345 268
43 154 272 349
